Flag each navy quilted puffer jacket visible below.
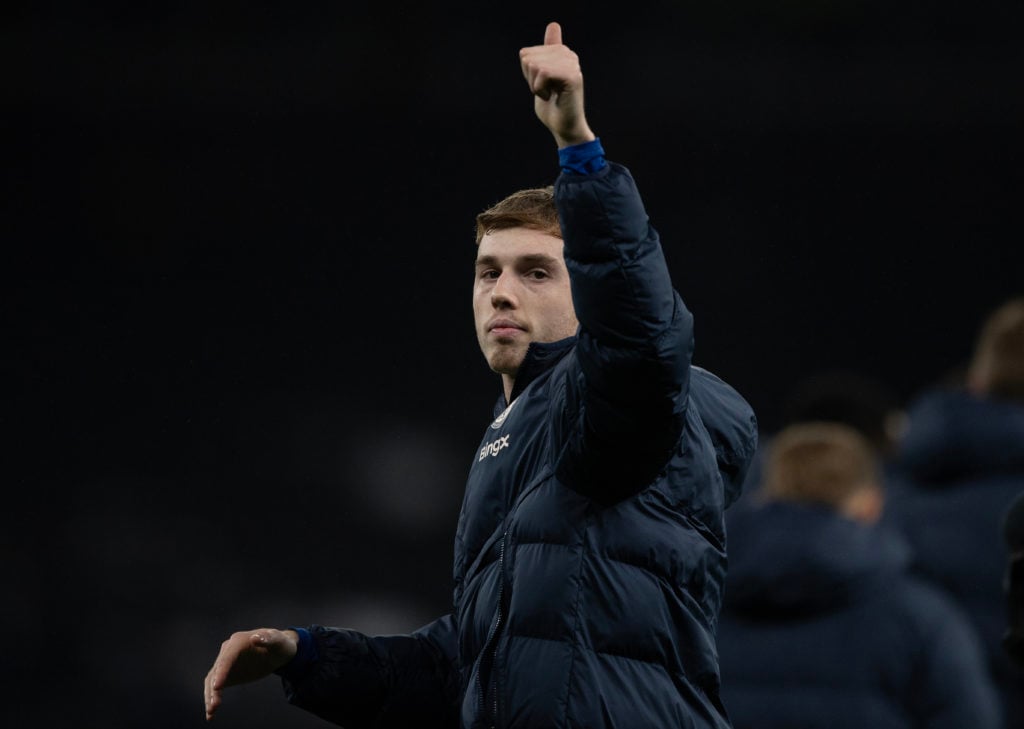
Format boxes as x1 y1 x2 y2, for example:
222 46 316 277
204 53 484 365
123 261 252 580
278 161 758 729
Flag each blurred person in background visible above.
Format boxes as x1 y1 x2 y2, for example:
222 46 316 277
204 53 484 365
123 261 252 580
202 21 757 729
717 421 1001 729
885 296 1024 727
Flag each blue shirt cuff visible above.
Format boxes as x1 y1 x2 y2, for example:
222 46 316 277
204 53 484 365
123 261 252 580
558 137 606 175
273 627 318 680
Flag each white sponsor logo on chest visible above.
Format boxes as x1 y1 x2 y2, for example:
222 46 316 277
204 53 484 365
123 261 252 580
479 434 512 461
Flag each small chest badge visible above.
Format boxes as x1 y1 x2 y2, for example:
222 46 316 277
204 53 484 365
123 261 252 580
490 398 518 430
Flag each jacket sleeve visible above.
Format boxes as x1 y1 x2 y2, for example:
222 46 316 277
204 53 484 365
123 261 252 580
278 615 460 729
691 366 759 508
554 161 694 502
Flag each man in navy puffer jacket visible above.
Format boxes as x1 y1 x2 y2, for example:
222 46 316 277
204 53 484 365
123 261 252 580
204 21 757 729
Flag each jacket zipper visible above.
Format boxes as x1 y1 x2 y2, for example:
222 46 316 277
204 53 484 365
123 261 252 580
471 469 550 729
477 529 507 729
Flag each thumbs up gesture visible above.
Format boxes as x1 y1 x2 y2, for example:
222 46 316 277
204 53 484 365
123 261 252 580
519 22 596 149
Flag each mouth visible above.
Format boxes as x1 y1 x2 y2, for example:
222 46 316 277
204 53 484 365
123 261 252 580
488 318 526 337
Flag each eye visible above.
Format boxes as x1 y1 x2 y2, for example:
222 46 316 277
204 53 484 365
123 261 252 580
479 269 500 280
526 269 549 280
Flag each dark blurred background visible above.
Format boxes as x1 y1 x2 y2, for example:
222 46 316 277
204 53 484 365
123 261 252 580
7 1 1023 726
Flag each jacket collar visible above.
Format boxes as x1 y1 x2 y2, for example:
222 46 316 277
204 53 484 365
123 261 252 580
494 335 577 416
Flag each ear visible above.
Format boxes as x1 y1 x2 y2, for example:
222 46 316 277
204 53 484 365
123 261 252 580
841 484 885 525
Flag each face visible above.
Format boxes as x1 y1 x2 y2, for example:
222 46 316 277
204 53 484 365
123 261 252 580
473 227 579 378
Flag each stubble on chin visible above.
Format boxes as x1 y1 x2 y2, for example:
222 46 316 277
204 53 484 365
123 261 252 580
485 343 526 377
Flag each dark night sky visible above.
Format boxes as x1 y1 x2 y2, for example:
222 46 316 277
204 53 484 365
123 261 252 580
7 2 1023 726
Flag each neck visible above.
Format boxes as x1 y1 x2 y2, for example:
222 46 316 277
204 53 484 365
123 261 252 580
502 374 516 405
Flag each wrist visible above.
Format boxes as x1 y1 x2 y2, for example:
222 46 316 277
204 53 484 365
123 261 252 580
555 128 597 149
274 627 316 679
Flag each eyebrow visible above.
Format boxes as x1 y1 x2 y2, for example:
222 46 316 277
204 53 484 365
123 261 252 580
475 253 561 269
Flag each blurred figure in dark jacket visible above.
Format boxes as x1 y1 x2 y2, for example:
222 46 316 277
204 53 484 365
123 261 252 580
717 421 1001 729
885 296 1024 727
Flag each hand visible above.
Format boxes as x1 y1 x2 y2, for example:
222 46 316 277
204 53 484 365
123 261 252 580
519 22 596 148
203 628 299 720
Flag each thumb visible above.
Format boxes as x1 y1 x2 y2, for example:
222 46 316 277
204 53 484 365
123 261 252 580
544 21 562 46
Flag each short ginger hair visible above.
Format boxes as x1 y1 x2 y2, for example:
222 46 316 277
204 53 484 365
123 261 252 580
475 186 562 245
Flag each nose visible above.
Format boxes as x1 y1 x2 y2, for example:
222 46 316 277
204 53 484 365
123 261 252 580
491 271 519 309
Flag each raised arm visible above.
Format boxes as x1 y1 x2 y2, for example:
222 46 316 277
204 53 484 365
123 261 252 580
521 23 694 501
